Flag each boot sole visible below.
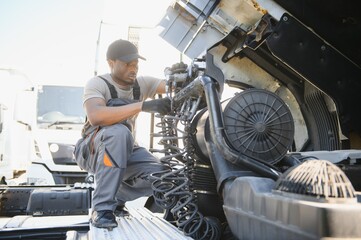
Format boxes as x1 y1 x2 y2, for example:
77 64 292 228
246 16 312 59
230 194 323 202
91 220 118 229
114 212 130 217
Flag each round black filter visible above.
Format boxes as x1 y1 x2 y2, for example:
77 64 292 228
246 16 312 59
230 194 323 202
223 88 294 164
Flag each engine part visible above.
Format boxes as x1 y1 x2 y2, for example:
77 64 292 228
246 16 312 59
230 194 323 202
274 159 356 202
223 88 294 164
304 84 341 150
151 112 222 240
223 175 361 240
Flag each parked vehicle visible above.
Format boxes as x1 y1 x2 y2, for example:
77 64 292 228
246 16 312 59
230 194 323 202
0 69 86 185
24 84 87 185
0 68 34 182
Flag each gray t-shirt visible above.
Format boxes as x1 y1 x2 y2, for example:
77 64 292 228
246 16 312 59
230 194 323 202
82 73 163 136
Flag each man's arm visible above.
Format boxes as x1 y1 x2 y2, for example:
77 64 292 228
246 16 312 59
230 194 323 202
85 97 142 126
156 80 166 95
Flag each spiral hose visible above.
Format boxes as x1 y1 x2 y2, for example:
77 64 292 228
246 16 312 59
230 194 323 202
150 109 221 239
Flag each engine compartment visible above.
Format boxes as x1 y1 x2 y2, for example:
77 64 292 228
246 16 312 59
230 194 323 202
148 53 361 238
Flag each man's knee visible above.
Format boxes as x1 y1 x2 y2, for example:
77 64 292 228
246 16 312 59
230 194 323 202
144 162 170 177
102 124 133 142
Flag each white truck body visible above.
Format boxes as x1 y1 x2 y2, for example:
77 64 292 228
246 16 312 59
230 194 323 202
0 69 33 182
0 69 86 185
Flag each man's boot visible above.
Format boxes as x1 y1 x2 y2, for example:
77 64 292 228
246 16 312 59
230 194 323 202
91 210 118 229
114 204 130 217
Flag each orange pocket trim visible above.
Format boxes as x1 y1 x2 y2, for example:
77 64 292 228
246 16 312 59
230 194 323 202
103 152 113 167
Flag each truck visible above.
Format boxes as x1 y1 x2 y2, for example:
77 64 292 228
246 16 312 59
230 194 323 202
0 68 87 185
1 0 361 239
0 68 34 183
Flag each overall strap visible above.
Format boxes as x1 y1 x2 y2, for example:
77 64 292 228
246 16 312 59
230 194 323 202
98 76 140 100
133 79 140 100
98 76 118 99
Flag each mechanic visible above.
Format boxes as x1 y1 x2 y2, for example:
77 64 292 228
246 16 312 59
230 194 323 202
74 39 171 228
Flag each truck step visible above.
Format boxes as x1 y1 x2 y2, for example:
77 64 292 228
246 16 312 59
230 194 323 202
89 207 192 240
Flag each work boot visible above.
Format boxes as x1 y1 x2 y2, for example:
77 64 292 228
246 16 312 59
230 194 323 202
91 210 117 229
114 204 130 217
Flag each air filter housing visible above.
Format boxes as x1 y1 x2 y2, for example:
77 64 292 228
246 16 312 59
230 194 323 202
223 88 294 164
274 159 356 202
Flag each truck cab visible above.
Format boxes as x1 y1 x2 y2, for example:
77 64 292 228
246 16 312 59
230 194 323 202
20 84 87 185
0 69 87 185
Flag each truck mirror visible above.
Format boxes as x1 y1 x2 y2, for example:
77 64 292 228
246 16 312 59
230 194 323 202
14 89 36 129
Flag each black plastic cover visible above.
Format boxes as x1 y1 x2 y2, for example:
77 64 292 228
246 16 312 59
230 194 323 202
26 188 90 216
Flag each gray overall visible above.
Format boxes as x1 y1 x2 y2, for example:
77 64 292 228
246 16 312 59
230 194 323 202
75 124 167 211
74 76 168 211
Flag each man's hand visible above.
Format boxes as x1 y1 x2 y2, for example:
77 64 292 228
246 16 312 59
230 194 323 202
164 62 188 76
169 62 188 74
142 98 171 115
164 62 189 86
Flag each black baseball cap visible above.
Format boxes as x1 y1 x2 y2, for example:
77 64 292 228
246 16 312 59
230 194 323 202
106 39 146 62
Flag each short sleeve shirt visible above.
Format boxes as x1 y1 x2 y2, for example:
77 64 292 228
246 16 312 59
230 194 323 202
83 73 163 134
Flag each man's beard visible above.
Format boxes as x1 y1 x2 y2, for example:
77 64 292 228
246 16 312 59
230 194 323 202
120 78 135 86
112 74 136 87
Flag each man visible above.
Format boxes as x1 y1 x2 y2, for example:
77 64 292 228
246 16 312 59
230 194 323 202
74 39 171 229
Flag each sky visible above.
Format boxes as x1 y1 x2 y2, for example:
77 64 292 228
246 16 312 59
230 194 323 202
0 0 178 86
0 0 182 148
0 0 237 149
